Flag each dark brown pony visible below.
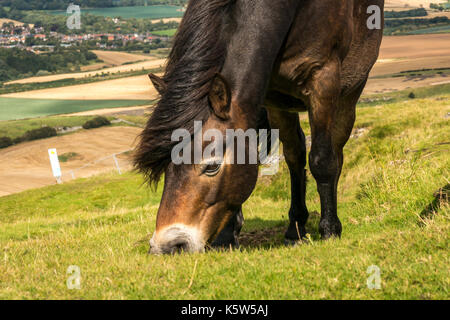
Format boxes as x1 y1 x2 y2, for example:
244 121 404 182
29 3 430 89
135 0 384 254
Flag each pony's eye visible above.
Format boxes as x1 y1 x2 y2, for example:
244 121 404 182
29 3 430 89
203 163 221 176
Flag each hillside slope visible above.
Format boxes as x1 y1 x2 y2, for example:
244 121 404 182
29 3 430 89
0 126 141 196
0 92 448 299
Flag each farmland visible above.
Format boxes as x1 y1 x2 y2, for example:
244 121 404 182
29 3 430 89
49 5 185 19
0 126 141 197
5 57 166 85
0 91 448 299
365 33 450 93
0 97 151 121
150 28 177 37
0 0 448 302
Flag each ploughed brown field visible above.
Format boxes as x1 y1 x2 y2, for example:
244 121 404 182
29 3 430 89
365 34 450 94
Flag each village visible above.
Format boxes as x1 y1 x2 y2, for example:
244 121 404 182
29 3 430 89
0 20 170 52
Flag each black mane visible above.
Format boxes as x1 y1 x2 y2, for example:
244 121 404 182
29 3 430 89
134 0 234 186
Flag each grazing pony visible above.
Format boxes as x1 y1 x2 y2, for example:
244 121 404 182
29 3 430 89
135 0 384 254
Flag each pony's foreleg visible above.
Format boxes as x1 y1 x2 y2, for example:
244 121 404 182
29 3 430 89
267 108 309 242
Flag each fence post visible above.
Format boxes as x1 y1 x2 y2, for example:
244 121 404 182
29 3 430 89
113 154 122 175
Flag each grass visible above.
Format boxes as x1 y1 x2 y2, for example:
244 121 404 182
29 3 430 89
49 5 185 19
58 152 81 163
0 98 152 121
0 92 449 299
0 116 98 139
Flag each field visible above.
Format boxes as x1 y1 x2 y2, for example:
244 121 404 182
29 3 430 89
5 57 166 85
0 89 448 299
0 97 151 121
0 18 34 28
404 25 450 34
150 28 177 37
91 51 151 67
0 126 141 197
0 115 102 139
364 34 450 94
385 0 443 9
49 5 184 19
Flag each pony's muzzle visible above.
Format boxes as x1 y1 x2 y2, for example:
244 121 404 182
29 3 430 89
149 225 205 255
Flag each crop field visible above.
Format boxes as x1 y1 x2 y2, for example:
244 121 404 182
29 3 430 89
151 28 177 37
0 115 100 139
0 90 448 299
91 51 152 67
385 0 440 9
5 58 166 85
0 97 151 121
2 73 159 100
49 5 185 19
404 25 450 35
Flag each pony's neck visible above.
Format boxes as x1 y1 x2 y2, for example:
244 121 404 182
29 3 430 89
221 0 300 114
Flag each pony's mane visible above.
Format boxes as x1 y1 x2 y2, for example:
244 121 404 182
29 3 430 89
134 0 234 186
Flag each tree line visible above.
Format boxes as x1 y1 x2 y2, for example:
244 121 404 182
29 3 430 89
385 8 428 19
0 46 98 82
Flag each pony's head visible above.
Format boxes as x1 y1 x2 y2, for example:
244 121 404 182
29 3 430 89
136 73 265 254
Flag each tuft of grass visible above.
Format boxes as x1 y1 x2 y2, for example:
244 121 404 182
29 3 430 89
58 152 81 163
0 93 449 299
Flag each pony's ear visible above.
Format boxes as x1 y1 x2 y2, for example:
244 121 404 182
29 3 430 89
148 73 167 95
209 73 231 120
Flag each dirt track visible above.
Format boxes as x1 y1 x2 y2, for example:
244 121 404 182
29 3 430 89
0 126 142 197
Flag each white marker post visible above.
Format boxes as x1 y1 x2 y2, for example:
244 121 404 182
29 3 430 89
48 148 62 184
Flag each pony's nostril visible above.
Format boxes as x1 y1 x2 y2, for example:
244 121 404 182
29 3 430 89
171 241 189 254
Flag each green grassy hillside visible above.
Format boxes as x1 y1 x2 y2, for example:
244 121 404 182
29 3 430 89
0 93 448 299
